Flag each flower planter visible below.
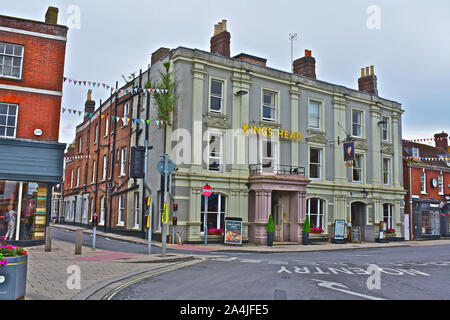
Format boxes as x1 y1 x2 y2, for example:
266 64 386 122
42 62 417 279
303 232 310 245
0 255 28 300
267 232 274 247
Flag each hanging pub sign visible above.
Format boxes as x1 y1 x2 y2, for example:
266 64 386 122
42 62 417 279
224 218 243 245
344 142 355 167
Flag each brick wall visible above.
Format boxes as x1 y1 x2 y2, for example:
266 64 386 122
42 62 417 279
64 94 134 228
0 15 67 142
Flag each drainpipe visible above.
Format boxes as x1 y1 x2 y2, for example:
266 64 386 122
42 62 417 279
409 165 413 240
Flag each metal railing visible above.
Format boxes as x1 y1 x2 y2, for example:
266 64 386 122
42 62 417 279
249 164 306 176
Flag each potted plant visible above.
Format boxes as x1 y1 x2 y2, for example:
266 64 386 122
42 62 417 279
267 214 275 247
303 215 311 245
0 236 28 300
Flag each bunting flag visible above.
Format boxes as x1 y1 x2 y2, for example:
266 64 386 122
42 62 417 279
403 156 449 162
65 155 92 161
63 77 169 94
61 107 165 126
403 137 450 143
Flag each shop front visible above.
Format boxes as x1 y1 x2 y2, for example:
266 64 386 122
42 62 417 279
0 139 65 246
412 198 441 240
441 196 450 237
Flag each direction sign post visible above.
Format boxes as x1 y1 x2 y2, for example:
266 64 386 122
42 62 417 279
202 184 213 246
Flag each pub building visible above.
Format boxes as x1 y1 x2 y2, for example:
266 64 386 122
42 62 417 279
131 20 406 245
0 7 68 245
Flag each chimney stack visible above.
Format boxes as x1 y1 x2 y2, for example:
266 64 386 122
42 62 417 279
84 90 95 118
293 50 316 79
151 47 170 66
45 6 59 25
434 132 449 153
210 20 231 58
358 65 378 95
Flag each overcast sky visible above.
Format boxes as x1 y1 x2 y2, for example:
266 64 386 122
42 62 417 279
2 0 450 145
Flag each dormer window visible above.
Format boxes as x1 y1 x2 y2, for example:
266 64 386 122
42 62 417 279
411 147 419 158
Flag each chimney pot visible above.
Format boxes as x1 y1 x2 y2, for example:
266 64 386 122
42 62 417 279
358 66 378 95
293 49 316 79
45 6 59 25
210 20 231 57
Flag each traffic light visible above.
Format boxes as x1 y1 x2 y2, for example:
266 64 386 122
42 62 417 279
92 214 98 227
172 216 178 226
173 203 178 212
130 146 145 179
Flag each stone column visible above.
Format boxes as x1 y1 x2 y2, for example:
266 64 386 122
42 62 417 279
392 111 401 188
290 86 300 167
249 190 272 245
332 95 348 185
191 62 206 173
370 106 382 186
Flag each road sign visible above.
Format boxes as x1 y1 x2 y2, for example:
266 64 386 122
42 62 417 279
202 184 213 197
157 159 175 175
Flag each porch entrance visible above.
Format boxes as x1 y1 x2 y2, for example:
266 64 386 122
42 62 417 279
273 192 290 242
351 202 366 241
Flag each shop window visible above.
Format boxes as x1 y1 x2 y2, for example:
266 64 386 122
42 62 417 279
262 140 278 173
420 171 426 194
120 147 127 176
353 154 364 183
352 110 363 138
0 42 24 79
383 158 391 186
438 174 444 195
118 194 125 225
309 148 322 180
306 198 325 230
383 204 394 230
210 79 224 113
0 103 18 138
0 181 48 241
208 133 223 172
201 193 227 235
308 100 321 130
100 196 105 225
262 90 277 122
133 192 140 228
422 211 440 235
381 116 389 142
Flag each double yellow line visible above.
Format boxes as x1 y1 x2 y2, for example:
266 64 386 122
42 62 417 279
103 258 204 300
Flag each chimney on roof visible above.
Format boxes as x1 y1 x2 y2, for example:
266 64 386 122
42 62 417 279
84 90 95 118
45 6 59 25
293 50 316 79
434 132 449 153
151 47 170 66
358 65 378 95
210 20 231 58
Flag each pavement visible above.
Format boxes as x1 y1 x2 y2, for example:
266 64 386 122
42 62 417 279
23 223 450 300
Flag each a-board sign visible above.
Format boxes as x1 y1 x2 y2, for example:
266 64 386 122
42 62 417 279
350 227 361 243
334 220 346 241
224 218 242 245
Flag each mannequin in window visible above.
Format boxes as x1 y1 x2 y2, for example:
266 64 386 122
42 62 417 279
5 205 16 240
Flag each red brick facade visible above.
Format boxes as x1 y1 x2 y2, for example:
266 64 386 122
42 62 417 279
64 93 135 230
0 13 67 142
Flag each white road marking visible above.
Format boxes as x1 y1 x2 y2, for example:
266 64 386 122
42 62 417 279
268 261 289 265
312 279 385 300
212 257 238 262
239 259 262 264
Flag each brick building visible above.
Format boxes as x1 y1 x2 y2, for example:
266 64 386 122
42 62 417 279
403 132 450 239
63 88 140 235
0 7 67 245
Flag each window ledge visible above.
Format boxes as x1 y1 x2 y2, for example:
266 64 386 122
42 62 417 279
116 222 125 227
